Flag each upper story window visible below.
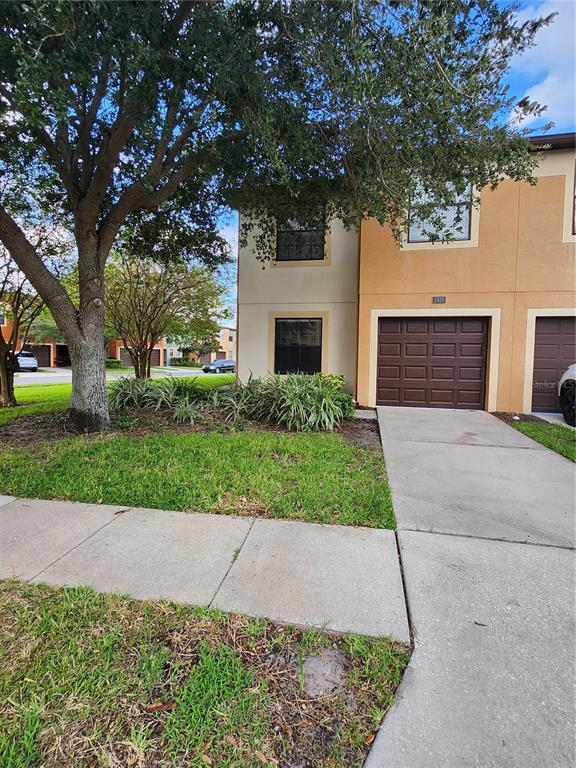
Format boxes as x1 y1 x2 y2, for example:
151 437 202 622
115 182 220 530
276 208 325 262
0 312 5 326
408 183 472 243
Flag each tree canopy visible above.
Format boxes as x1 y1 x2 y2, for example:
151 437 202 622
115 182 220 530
0 0 552 428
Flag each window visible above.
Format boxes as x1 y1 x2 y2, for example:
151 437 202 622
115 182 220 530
276 209 325 261
274 318 322 374
228 334 233 342
408 183 472 243
0 312 5 326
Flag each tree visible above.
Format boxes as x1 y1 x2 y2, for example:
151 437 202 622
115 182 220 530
0 256 44 406
0 0 552 429
0 224 71 406
106 255 225 379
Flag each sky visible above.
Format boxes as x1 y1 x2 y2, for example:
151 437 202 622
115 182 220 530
218 0 576 323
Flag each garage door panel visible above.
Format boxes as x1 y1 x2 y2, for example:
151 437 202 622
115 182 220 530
405 320 428 333
405 343 428 357
404 389 427 404
431 367 454 380
377 387 400 403
532 317 576 412
432 343 455 356
379 343 401 357
405 366 427 379
460 343 483 357
460 367 482 381
377 317 488 409
433 319 456 333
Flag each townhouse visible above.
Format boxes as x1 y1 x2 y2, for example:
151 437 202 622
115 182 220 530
237 133 576 414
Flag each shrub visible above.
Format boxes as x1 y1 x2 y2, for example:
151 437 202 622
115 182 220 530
108 373 354 432
169 357 201 368
270 374 355 431
108 377 159 410
105 358 124 369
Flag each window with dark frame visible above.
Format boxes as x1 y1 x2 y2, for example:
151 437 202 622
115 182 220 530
276 209 325 262
274 318 322 374
408 183 473 243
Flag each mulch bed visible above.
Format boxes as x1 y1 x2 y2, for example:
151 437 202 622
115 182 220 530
0 408 383 451
493 411 545 425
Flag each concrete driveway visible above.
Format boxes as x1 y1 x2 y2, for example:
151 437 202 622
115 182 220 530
367 407 575 768
378 406 575 548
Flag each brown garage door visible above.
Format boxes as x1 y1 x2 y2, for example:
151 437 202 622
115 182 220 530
119 347 161 367
377 317 488 409
532 317 576 412
22 344 51 367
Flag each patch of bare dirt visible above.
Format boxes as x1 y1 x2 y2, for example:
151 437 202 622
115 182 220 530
338 418 381 451
0 412 73 447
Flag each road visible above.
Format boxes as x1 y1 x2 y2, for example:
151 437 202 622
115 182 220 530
14 366 217 386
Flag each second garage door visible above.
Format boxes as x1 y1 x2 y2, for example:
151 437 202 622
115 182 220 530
532 317 576 412
377 317 488 409
119 347 161 367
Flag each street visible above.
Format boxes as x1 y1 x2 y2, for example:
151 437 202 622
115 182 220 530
14 366 217 386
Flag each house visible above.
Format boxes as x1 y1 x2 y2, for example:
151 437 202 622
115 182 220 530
0 317 166 369
237 133 576 414
198 327 237 364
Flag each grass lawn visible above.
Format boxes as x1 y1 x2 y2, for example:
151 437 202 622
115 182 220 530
0 375 235 426
509 419 576 462
0 580 409 768
0 428 394 528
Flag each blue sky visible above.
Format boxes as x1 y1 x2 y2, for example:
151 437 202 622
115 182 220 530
503 0 575 134
218 0 575 319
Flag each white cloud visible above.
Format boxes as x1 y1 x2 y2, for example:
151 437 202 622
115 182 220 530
511 0 575 129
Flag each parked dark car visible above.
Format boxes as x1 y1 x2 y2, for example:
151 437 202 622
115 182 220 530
16 350 39 372
202 359 235 373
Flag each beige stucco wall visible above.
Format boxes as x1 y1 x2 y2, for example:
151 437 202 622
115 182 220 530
237 217 358 393
357 149 576 410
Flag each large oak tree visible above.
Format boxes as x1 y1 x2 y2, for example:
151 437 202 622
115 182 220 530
0 0 550 430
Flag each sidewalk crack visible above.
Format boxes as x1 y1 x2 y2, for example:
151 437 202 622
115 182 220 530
209 518 255 607
27 508 132 582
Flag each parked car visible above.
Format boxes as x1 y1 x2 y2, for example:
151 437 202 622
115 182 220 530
558 364 576 426
202 359 235 374
16 350 39 372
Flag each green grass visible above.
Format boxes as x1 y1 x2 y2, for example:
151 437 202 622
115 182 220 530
510 419 576 462
0 375 235 426
0 429 394 527
0 383 73 425
0 580 410 768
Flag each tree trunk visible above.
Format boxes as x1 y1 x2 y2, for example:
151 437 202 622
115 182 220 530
0 352 17 408
68 333 109 431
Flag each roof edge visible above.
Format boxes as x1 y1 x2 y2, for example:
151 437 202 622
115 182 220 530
528 133 576 151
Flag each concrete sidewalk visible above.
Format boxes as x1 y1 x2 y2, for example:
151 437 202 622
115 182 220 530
0 495 410 643
368 407 576 768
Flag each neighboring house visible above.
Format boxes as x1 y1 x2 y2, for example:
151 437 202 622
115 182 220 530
0 319 166 368
237 133 576 414
108 338 166 367
199 327 237 364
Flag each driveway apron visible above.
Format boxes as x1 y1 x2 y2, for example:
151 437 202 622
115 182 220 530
367 407 576 768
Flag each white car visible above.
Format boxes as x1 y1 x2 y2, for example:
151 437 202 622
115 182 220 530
16 350 39 372
558 364 576 426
